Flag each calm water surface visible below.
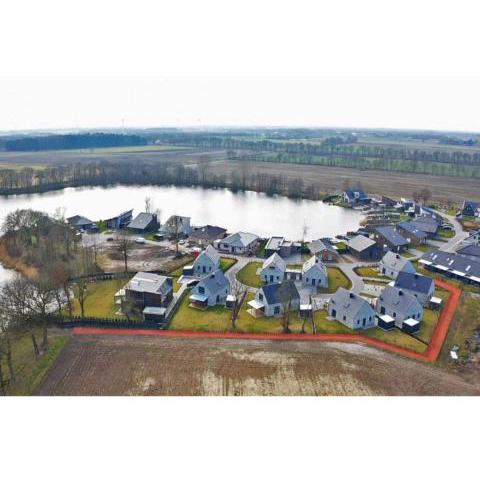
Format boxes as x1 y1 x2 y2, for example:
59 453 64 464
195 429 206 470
0 185 363 281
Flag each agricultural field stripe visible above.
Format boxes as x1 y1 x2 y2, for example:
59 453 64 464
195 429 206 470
72 279 460 363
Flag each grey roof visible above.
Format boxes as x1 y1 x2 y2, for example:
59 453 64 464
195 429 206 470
457 244 480 258
329 287 372 317
261 280 300 305
67 215 93 227
190 225 227 240
198 245 221 264
421 250 480 279
348 235 376 252
221 231 258 248
265 236 284 251
377 286 421 316
302 255 327 276
262 253 286 271
308 239 338 255
198 269 230 295
397 222 428 239
410 217 439 234
394 271 434 295
380 251 414 271
128 212 156 230
126 272 172 296
375 226 409 247
143 306 166 315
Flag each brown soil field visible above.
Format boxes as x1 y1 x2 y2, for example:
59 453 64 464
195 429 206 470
36 335 480 396
212 160 480 202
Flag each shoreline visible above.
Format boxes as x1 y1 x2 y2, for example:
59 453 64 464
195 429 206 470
0 241 39 280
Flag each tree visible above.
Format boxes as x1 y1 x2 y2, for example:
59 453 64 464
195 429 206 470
420 188 432 205
229 280 248 331
72 278 89 319
116 230 134 272
29 277 56 351
144 196 153 213
278 281 296 334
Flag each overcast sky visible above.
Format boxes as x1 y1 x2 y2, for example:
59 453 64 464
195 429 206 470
0 76 479 133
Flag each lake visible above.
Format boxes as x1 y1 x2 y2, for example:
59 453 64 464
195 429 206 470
0 185 363 281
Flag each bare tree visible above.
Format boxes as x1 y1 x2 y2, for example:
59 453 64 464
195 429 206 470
230 280 248 331
72 278 90 319
198 155 212 184
117 230 134 272
302 220 309 245
144 196 153 213
278 281 296 334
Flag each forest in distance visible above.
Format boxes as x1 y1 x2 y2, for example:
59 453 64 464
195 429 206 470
1 127 480 200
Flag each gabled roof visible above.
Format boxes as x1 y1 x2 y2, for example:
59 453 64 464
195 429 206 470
380 251 414 271
410 217 439 234
344 189 368 201
377 286 421 315
329 287 372 317
457 244 480 258
397 222 428 239
67 215 93 227
128 212 156 230
394 271 434 295
308 238 338 255
190 225 227 240
126 272 172 296
221 231 259 248
197 245 221 265
375 226 409 247
105 210 133 222
463 200 480 210
262 253 286 271
348 235 376 252
302 255 327 275
198 269 229 295
421 250 480 279
264 236 285 252
260 281 300 305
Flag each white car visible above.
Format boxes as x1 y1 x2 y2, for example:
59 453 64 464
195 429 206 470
135 237 146 244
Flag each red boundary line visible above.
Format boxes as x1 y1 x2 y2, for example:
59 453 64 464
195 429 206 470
73 279 460 363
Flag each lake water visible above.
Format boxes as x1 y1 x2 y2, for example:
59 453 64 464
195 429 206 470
0 185 363 281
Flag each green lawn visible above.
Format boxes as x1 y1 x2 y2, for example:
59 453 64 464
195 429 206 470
353 266 390 279
220 257 237 272
318 267 352 294
437 228 455 239
236 261 263 288
71 278 128 318
414 244 438 252
6 330 68 395
362 327 427 353
401 251 416 258
169 293 311 334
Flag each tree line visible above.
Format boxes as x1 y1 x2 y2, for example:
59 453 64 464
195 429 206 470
0 208 98 393
4 133 147 151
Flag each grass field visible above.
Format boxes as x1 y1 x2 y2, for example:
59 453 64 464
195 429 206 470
71 278 127 318
319 267 352 293
401 251 416 258
169 293 311 334
236 261 263 288
5 330 68 395
353 266 389 279
438 292 480 366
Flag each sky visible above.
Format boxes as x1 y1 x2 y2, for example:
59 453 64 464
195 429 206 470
1 76 480 134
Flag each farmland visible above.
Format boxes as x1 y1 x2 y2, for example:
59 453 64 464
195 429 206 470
35 334 480 396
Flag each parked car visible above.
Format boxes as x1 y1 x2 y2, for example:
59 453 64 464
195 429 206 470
135 237 146 244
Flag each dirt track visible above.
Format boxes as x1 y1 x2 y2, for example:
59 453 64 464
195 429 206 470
36 335 479 396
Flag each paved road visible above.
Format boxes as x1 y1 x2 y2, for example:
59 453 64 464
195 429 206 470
436 210 470 252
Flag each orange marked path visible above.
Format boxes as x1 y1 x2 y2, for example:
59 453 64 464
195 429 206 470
73 279 461 363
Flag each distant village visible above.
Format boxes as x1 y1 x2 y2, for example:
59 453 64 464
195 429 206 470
66 190 480 339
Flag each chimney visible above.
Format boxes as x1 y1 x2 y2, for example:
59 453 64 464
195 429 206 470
398 290 403 296
414 274 419 279
395 254 400 259
349 293 355 299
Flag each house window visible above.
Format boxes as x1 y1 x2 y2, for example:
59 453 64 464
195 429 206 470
274 306 280 314
343 315 346 321
393 312 396 318
199 286 205 294
259 293 263 301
